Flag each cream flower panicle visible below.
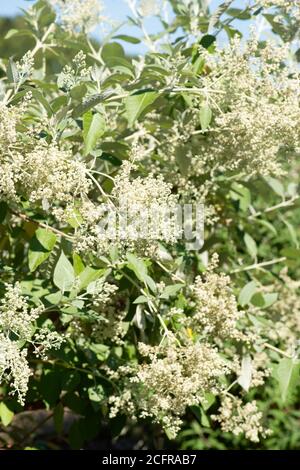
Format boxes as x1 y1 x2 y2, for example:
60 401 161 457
49 0 104 33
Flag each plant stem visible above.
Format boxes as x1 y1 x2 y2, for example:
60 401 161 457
10 210 74 240
230 257 286 274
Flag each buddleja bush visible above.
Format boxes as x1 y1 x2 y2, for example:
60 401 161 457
0 0 300 449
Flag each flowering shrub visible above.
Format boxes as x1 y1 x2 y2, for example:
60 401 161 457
0 0 300 449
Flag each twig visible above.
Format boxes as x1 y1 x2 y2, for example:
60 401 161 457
230 257 286 274
10 210 74 240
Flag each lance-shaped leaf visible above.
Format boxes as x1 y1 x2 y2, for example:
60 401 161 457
53 251 75 292
275 357 300 403
125 90 159 126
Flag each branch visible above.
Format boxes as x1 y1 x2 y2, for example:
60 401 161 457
10 210 74 241
230 257 286 274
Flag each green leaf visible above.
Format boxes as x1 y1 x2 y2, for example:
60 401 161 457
73 253 85 275
201 392 216 411
244 233 257 260
101 42 125 63
0 202 8 224
72 90 114 118
113 35 141 44
125 90 159 126
53 251 75 292
227 8 251 20
281 248 300 259
275 357 300 403
265 177 285 199
160 284 183 300
83 112 106 155
280 215 299 248
209 0 234 30
199 35 216 49
78 267 107 290
88 385 105 411
253 219 277 236
0 402 14 427
53 403 64 434
238 281 257 306
199 105 212 131
230 182 251 212
28 229 57 272
6 58 19 84
35 228 57 251
262 293 278 308
29 250 50 272
126 254 157 293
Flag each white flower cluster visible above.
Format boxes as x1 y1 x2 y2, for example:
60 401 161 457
212 396 271 443
57 51 91 91
0 283 64 404
258 269 300 353
0 283 43 339
0 334 31 405
190 254 244 340
109 338 232 438
50 0 104 33
138 0 160 17
74 162 180 257
199 36 300 176
70 282 128 344
0 104 90 207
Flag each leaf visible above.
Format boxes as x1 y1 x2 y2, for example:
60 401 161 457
113 34 141 44
201 392 216 411
101 42 125 63
209 0 234 30
227 8 251 20
125 90 159 126
253 219 277 236
6 58 19 84
244 233 257 260
35 228 57 251
238 281 257 306
275 357 300 403
199 35 216 49
28 229 57 272
72 90 114 118
160 284 183 300
126 254 157 293
230 182 251 212
281 248 300 259
53 251 75 292
73 253 85 275
0 202 8 224
53 403 64 434
280 215 299 248
88 385 105 411
238 355 252 391
83 112 106 155
0 402 14 427
262 293 278 308
199 105 212 131
78 267 107 290
265 177 285 199
29 250 50 272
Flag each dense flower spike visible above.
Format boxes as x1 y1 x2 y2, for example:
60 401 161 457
109 339 233 438
49 0 104 33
